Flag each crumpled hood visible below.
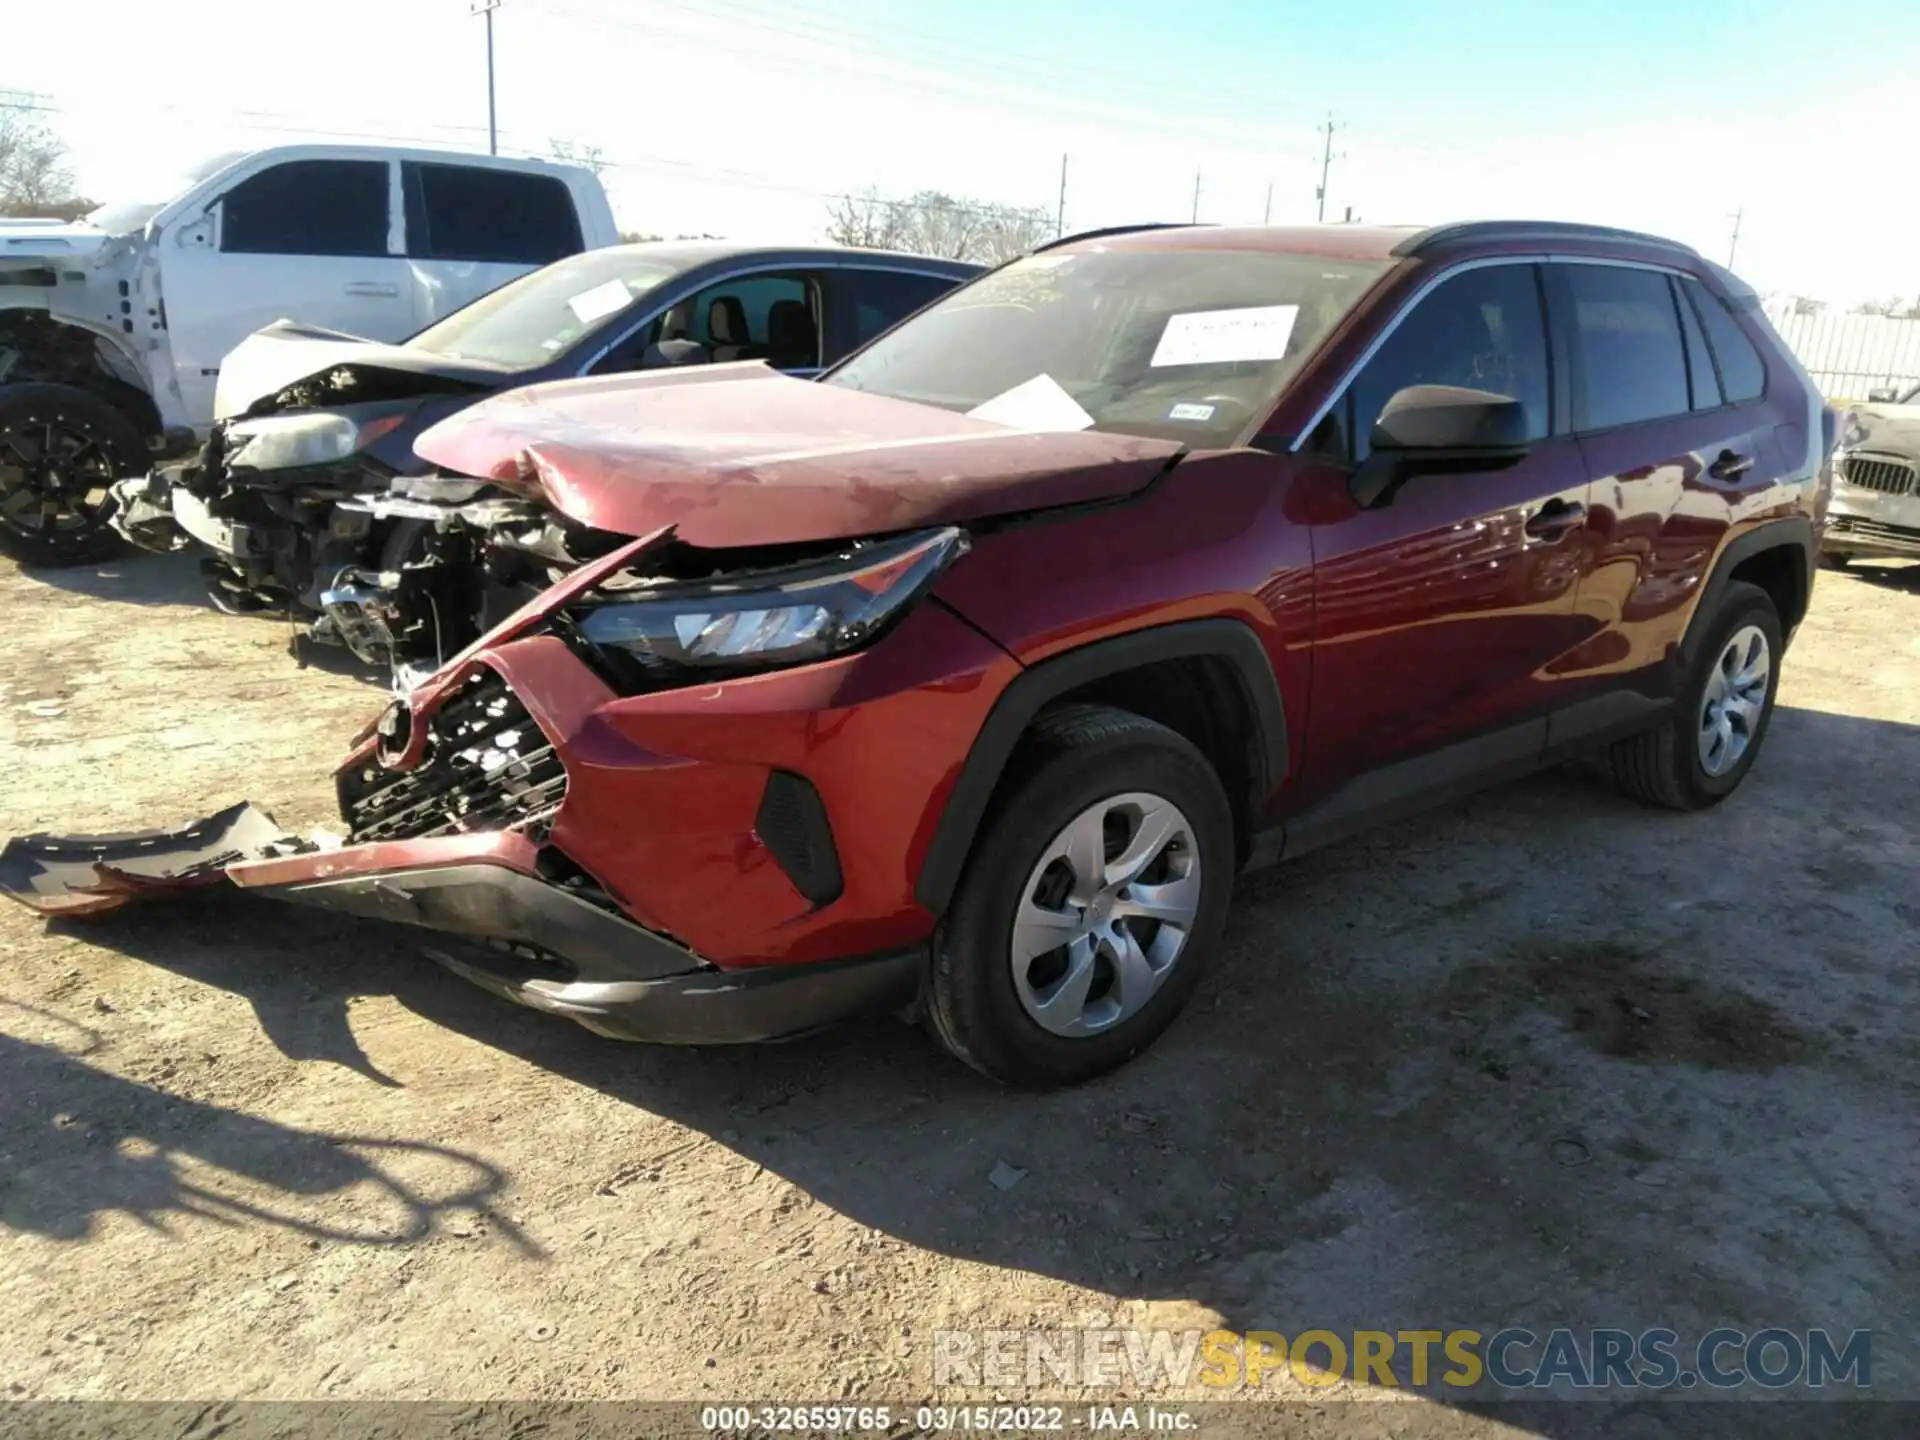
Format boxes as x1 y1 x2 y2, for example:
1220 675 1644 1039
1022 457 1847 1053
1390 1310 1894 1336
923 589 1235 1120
1842 403 1920 459
215 320 512 420
411 364 1186 548
0 219 112 279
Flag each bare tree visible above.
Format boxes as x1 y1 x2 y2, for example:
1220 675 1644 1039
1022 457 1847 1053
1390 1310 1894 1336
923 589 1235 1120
1788 296 1827 317
826 186 1055 263
0 107 91 219
548 140 607 175
1851 296 1908 318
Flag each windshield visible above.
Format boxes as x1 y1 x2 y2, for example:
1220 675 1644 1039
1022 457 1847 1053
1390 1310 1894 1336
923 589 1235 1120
85 151 246 234
405 249 683 369
826 247 1392 447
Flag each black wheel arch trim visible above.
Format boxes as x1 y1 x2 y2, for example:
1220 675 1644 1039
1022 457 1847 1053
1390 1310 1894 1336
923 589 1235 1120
1679 515 1814 666
913 617 1288 916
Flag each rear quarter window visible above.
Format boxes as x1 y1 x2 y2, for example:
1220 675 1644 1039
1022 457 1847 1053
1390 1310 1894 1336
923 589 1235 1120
1682 276 1767 404
404 163 584 265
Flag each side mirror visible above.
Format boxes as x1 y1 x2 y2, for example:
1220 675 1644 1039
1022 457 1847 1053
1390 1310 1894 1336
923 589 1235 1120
1350 384 1531 507
1865 385 1900 404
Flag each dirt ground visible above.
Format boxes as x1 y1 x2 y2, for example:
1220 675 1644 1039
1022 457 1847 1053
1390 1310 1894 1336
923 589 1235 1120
1 551 1916 1436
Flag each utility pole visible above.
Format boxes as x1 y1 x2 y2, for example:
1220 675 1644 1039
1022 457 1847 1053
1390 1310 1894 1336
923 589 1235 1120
1727 207 1743 269
1315 112 1342 223
1262 181 1273 225
1191 170 1202 224
1056 154 1068 238
471 0 502 155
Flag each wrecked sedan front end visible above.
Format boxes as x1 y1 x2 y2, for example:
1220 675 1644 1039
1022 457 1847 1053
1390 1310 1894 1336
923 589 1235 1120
110 321 504 640
9 369 1185 1044
1826 399 1920 561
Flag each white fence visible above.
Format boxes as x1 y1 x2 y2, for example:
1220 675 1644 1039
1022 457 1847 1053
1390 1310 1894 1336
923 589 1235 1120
1765 305 1920 402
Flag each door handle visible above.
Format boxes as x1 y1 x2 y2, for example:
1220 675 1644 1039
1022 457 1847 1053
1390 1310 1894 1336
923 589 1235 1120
343 281 400 298
1524 498 1586 538
1709 448 1755 480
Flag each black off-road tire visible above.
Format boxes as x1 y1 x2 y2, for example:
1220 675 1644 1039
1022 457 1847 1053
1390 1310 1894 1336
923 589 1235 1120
926 703 1235 1087
0 383 144 567
1609 580 1783 810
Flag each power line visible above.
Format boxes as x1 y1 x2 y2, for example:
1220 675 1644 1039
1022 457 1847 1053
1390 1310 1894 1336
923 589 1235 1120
538 0 1309 135
529 0 1302 156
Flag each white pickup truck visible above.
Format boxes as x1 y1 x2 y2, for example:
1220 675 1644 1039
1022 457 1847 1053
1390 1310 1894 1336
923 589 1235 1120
0 143 618 563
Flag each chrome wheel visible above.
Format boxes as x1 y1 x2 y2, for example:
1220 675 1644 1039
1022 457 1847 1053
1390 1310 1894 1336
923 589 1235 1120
1697 623 1770 777
1009 792 1201 1039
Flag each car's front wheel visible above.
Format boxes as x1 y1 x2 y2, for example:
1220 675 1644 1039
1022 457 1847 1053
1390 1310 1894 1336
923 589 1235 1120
927 704 1234 1086
1609 579 1783 809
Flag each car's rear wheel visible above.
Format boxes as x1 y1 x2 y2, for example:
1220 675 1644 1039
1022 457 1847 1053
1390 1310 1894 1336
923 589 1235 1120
1820 550 1852 570
926 704 1234 1086
1609 579 1782 810
0 384 143 567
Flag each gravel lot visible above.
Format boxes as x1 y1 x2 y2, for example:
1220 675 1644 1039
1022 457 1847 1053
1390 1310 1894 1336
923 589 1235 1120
2 551 1915 1435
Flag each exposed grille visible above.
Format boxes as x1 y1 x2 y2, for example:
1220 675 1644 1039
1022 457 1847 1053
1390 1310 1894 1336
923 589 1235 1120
1829 516 1920 545
344 668 568 844
1840 454 1917 496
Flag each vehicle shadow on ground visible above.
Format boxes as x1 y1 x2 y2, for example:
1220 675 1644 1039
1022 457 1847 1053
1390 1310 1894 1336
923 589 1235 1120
1839 557 1920 592
15 704 1918 1419
0 1007 537 1253
18 550 214 611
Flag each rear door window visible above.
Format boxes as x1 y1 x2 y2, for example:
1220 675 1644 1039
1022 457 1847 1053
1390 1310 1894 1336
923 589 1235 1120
403 163 584 265
644 272 822 370
841 268 957 347
1681 277 1767 403
221 159 389 257
1565 265 1692 431
1345 263 1550 462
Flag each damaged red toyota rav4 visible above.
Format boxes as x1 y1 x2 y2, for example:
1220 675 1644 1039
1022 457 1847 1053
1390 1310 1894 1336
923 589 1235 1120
5 221 1835 1085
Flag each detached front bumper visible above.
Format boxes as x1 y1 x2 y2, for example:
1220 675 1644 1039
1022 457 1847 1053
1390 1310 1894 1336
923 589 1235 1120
0 813 922 1044
111 462 255 562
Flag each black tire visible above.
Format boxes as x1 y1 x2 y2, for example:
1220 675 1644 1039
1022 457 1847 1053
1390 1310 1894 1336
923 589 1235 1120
1820 551 1852 571
1608 580 1783 810
926 703 1235 1087
0 383 144 566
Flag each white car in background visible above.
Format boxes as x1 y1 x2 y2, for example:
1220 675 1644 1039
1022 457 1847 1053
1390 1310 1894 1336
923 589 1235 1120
0 144 618 563
1825 382 1920 567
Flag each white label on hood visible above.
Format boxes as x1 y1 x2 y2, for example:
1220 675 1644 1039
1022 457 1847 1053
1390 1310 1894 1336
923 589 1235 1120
966 373 1095 432
567 279 632 325
1151 304 1299 367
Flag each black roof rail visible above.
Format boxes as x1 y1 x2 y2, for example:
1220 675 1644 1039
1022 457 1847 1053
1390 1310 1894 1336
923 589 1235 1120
1390 221 1700 259
1033 222 1204 254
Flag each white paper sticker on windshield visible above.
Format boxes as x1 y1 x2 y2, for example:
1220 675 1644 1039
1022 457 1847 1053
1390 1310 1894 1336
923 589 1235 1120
1150 304 1299 367
1168 402 1216 422
966 373 1095 432
567 279 632 325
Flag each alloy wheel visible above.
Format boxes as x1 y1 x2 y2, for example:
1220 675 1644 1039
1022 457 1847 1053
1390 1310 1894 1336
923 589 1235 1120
0 418 119 541
1008 791 1202 1038
1697 623 1771 777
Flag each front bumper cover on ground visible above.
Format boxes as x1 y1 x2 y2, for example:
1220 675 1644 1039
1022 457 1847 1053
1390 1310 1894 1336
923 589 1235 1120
0 809 922 1045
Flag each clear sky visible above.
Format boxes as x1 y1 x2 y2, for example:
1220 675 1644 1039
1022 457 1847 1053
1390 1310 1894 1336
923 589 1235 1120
8 0 1915 304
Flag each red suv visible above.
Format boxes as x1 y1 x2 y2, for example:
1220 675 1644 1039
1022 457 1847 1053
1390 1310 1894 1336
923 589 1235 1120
6 221 1835 1085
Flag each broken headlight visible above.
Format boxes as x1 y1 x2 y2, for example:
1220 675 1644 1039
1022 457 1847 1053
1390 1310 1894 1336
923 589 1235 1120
577 527 968 674
225 412 404 473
